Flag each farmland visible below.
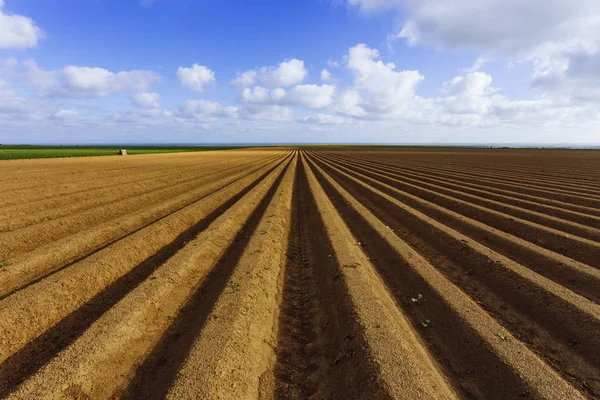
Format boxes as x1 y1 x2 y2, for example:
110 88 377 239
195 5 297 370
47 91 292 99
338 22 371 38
0 145 246 160
0 146 599 399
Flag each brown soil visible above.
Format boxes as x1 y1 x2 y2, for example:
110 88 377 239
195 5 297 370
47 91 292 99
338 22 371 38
0 146 598 399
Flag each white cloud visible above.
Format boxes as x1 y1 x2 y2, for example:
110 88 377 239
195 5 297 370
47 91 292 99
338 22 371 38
335 44 423 117
62 66 116 94
238 84 334 109
240 86 286 104
335 89 366 117
464 57 489 73
287 84 335 109
63 67 158 95
350 0 600 106
530 42 600 100
347 0 403 13
52 109 78 120
232 59 308 88
180 99 238 121
0 1 42 49
132 92 160 109
239 105 293 122
21 59 57 94
321 69 332 82
231 70 258 89
18 60 161 97
302 113 352 125
139 108 173 118
440 72 497 115
320 43 586 131
442 72 494 97
352 0 600 55
0 85 30 114
327 59 341 68
258 59 307 86
177 64 215 92
0 57 18 82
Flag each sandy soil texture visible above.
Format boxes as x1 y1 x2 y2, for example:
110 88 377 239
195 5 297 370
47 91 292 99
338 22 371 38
0 147 598 399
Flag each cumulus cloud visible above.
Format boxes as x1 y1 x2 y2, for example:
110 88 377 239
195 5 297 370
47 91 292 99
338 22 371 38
335 44 423 117
320 43 582 130
321 69 332 82
177 64 215 92
530 42 600 100
64 67 158 95
302 113 352 125
232 59 307 88
180 99 238 121
51 109 78 120
351 0 600 55
231 70 258 90
442 72 495 97
0 84 30 114
132 92 160 109
440 72 497 115
239 105 293 122
287 84 335 109
180 99 292 123
239 84 335 109
348 0 600 113
0 0 43 48
17 60 161 97
347 0 402 13
139 108 173 118
240 86 286 104
335 89 366 117
464 57 489 73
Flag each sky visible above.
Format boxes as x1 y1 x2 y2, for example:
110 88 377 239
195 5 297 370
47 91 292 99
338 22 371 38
1 0 600 144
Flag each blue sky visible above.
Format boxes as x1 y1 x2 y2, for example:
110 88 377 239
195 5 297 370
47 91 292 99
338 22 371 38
1 0 599 144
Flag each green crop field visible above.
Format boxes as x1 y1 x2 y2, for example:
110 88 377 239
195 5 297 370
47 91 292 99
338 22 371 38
0 145 246 160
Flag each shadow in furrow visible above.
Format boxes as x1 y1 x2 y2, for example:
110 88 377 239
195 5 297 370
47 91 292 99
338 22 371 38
273 157 388 400
309 155 534 400
317 154 600 303
311 153 600 398
0 157 288 398
0 155 288 301
122 159 290 399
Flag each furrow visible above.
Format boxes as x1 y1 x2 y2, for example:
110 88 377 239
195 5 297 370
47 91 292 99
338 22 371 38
0 153 281 232
362 159 600 217
0 154 289 382
0 157 215 193
260 156 389 399
396 157 600 190
321 153 600 265
0 155 288 299
0 150 278 209
344 153 600 207
310 151 600 301
325 153 600 227
0 153 286 258
305 151 590 399
343 152 600 195
308 151 600 397
0 156 232 208
5 155 290 399
335 149 600 181
136 152 297 399
1 146 597 400
300 152 457 399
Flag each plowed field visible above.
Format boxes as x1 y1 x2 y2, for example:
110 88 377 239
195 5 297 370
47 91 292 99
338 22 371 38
0 147 598 399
